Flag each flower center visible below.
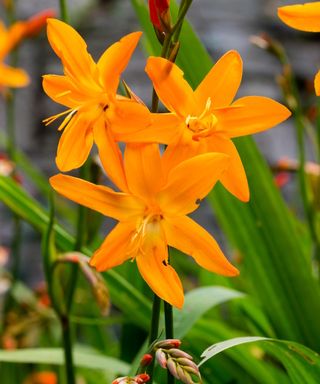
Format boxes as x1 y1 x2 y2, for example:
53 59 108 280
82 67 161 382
127 212 164 259
185 97 218 141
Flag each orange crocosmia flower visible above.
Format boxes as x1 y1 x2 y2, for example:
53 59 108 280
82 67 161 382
50 143 239 308
278 2 320 95
42 19 151 190
0 10 53 89
0 21 29 88
145 52 291 202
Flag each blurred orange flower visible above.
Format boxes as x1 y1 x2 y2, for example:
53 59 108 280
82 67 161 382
0 10 54 89
43 19 151 191
278 2 320 95
23 371 57 384
50 144 238 308
145 52 291 201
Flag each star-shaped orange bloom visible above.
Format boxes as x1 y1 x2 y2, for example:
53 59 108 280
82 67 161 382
145 51 291 201
43 19 151 191
278 2 320 95
50 143 239 308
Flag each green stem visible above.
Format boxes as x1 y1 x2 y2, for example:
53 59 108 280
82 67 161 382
65 161 90 311
59 0 69 22
164 299 175 384
149 294 161 345
171 0 193 44
164 301 173 339
60 315 76 384
147 294 161 383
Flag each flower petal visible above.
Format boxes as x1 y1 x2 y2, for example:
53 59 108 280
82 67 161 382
42 74 84 108
195 50 242 108
113 112 182 145
145 57 196 117
0 64 29 88
215 96 291 138
50 174 144 221
97 32 142 93
158 152 229 215
163 216 239 276
315 70 320 96
90 222 135 271
46 18 99 90
207 135 249 202
93 116 128 193
111 98 151 138
136 222 184 308
278 2 320 32
55 112 93 172
124 143 165 203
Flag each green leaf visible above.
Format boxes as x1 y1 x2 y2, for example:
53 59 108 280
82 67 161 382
0 347 129 374
199 336 320 384
174 286 245 339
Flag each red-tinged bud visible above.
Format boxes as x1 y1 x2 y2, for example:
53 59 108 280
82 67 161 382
135 373 150 383
155 339 181 349
140 353 153 367
23 9 56 38
274 172 290 188
148 0 171 40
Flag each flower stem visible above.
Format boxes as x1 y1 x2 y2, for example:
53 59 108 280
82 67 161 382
59 0 69 23
149 294 161 345
60 314 76 384
164 301 175 384
147 294 161 383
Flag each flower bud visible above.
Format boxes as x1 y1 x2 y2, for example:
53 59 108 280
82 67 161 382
148 0 171 41
155 339 181 349
155 348 167 368
140 353 153 367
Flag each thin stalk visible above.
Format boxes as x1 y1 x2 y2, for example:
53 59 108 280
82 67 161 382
164 301 175 384
42 191 76 384
149 294 161 345
60 315 76 384
59 0 69 23
172 0 193 44
65 161 90 311
147 294 161 384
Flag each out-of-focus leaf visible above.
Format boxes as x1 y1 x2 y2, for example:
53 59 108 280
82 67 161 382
174 286 245 339
0 347 129 374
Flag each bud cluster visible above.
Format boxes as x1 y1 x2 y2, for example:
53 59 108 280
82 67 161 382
112 373 150 384
154 339 202 384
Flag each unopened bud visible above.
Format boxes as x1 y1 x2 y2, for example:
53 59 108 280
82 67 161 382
148 0 171 42
135 373 150 383
167 357 179 379
140 353 153 367
155 348 167 368
155 339 181 349
168 348 192 359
